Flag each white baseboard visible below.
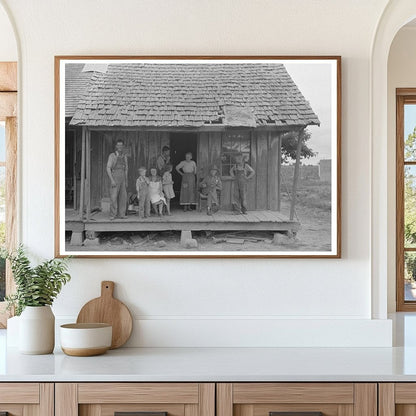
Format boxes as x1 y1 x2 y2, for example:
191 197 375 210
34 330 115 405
54 317 392 348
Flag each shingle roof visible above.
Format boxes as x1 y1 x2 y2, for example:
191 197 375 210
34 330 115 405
68 63 320 128
65 64 94 118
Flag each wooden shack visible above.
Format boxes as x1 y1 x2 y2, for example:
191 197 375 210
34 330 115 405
64 62 320 241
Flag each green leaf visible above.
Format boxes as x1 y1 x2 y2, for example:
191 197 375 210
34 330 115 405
5 245 71 315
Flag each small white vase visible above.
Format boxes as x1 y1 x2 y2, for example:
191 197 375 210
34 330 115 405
19 306 55 354
6 315 20 348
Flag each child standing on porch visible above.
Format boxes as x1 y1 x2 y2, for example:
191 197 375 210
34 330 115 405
148 167 166 217
162 164 175 216
135 167 150 218
230 153 255 215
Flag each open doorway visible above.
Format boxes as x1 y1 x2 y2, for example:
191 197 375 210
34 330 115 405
170 132 198 209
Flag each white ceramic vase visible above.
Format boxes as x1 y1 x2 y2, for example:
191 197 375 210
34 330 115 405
6 315 20 347
19 306 55 354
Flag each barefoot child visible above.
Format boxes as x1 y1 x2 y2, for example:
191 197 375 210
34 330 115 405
230 153 255 214
135 167 150 218
148 168 166 217
162 164 175 216
200 165 222 215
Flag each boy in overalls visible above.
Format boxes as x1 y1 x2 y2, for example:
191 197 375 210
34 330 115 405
230 153 255 215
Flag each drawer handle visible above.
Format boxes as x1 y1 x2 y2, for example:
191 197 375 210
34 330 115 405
115 412 168 416
270 413 323 416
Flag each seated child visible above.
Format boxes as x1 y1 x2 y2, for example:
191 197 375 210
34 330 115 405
148 167 166 217
162 164 175 216
135 167 150 218
200 165 222 215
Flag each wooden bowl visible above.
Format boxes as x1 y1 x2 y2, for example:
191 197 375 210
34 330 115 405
60 323 112 356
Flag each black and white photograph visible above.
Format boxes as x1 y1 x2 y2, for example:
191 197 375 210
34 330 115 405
56 57 340 257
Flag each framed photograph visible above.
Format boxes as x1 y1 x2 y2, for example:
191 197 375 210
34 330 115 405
55 56 341 258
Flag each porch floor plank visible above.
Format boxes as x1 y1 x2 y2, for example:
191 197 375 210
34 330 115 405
65 209 300 233
253 211 268 221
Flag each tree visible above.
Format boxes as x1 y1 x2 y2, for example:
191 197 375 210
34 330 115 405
405 127 416 247
403 127 416 281
281 128 316 163
406 126 416 161
405 167 416 246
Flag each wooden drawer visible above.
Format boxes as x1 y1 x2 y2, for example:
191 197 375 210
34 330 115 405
217 383 377 416
0 383 53 415
379 383 416 415
56 383 215 416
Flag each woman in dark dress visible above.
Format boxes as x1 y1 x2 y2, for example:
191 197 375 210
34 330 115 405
175 152 197 212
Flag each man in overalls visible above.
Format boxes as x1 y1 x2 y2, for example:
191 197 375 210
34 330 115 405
156 145 170 176
230 153 255 215
106 140 128 220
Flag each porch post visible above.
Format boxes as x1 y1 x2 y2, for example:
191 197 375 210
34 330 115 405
73 131 77 210
277 133 282 211
290 128 303 221
79 127 86 220
85 128 91 221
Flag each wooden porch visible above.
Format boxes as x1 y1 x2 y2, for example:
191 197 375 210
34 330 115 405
66 209 300 245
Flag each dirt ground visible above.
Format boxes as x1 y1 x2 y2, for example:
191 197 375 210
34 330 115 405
66 178 332 252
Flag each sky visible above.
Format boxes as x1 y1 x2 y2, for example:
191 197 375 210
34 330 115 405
405 104 416 140
285 62 333 165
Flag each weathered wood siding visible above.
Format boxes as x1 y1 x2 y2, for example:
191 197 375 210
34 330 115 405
66 127 82 209
197 130 281 211
89 130 169 210
268 132 281 211
87 129 281 212
256 131 269 210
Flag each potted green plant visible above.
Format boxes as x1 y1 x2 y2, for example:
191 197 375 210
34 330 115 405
5 246 71 354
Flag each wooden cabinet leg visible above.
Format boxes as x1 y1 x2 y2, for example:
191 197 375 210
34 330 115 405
217 384 233 416
354 384 377 416
39 383 54 416
56 383 78 416
199 384 215 416
379 383 395 416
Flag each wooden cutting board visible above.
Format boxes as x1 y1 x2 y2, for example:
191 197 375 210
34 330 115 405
76 281 133 349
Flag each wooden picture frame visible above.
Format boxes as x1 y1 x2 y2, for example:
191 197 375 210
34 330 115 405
0 61 17 326
396 88 416 310
55 56 341 258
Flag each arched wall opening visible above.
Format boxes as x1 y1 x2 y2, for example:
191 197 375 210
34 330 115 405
371 1 416 320
387 19 416 313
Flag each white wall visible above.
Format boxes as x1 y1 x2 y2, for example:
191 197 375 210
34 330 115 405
387 26 416 312
0 3 16 61
0 0 394 347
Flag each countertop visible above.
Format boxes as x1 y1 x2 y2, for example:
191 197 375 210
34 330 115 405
2 313 416 382
3 345 416 382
